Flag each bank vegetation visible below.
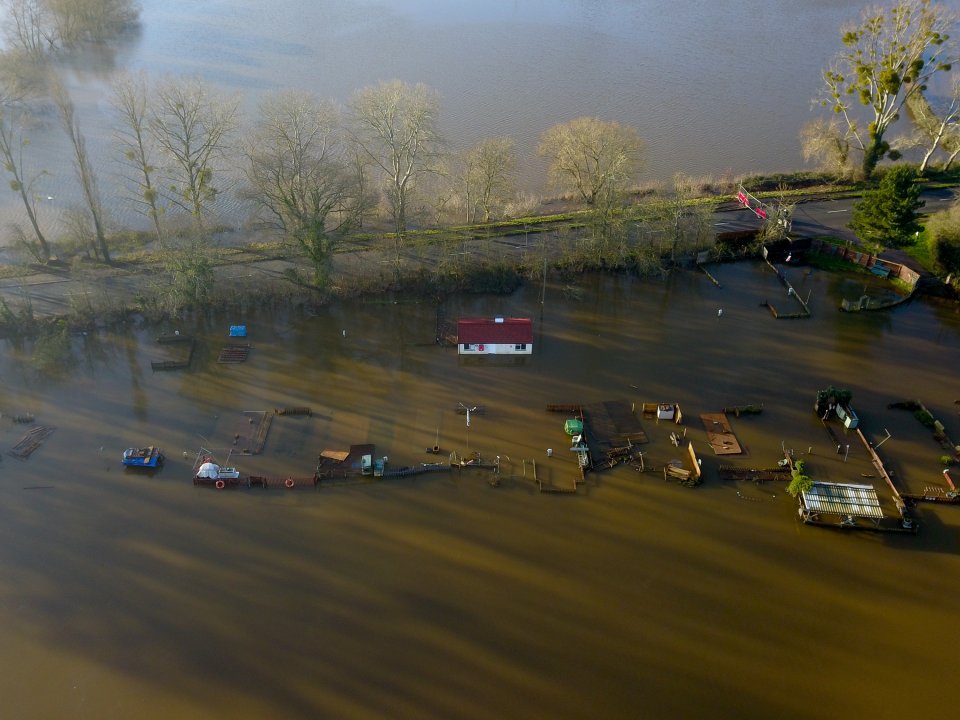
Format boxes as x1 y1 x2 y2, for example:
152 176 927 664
0 0 959 340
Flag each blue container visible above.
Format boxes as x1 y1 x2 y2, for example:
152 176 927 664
229 325 247 337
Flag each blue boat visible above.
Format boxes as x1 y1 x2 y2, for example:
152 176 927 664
122 446 165 469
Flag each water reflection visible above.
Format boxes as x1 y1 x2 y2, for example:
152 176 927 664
1 266 959 719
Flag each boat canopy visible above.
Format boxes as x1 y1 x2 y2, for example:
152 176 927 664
196 462 222 479
564 418 584 435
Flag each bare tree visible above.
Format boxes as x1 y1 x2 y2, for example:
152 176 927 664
800 117 854 178
905 78 960 172
48 71 110 263
111 71 164 243
241 90 362 286
1 0 139 54
0 101 50 262
462 136 516 223
818 0 958 178
0 0 56 58
350 80 443 236
46 0 139 46
149 76 239 233
537 117 645 205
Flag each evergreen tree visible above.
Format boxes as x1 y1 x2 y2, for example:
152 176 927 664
850 166 924 248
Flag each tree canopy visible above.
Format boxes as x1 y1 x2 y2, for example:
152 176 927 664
538 117 645 205
850 165 925 247
819 0 957 178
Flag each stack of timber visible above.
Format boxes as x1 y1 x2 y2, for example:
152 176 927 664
275 406 312 416
8 426 55 459
218 343 251 363
152 334 195 371
663 464 692 483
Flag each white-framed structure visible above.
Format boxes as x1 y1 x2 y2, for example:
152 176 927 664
799 482 883 527
457 317 533 355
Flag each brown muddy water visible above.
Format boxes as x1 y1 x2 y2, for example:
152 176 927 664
1 263 959 720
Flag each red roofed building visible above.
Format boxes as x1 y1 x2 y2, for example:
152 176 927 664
457 317 533 355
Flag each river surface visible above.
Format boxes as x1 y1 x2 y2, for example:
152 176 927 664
0 0 920 240
1 264 960 719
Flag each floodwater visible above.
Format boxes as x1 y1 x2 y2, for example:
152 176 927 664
2 264 960 719
0 0 908 238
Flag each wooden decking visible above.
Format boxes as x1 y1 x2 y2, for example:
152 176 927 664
218 343 251 363
701 413 743 455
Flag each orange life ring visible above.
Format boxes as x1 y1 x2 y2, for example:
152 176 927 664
478 344 485 352
284 478 295 489
215 480 225 490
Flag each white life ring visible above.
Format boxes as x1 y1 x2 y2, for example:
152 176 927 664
215 480 225 490
285 478 295 489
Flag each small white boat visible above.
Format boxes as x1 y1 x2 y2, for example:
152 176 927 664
195 461 240 480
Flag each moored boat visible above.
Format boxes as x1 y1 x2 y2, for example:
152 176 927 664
122 446 164 468
195 461 241 480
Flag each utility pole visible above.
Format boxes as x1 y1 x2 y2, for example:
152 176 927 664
541 254 547 305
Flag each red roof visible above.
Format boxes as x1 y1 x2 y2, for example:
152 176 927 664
458 317 533 344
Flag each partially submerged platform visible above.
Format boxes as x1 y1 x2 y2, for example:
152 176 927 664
152 334 195 371
232 411 273 454
701 413 743 455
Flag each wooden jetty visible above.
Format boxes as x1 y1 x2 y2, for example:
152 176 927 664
8 425 55 459
218 343 251 363
762 255 811 318
151 334 195 371
701 413 743 455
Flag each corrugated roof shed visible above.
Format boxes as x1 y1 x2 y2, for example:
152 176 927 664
801 482 883 519
458 318 533 344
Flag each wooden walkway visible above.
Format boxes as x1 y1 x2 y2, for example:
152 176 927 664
701 413 743 455
8 425 55 459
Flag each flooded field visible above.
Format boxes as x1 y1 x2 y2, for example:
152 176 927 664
1 263 959 719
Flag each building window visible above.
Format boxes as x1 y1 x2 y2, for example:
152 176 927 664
515 344 526 351
462 343 472 351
